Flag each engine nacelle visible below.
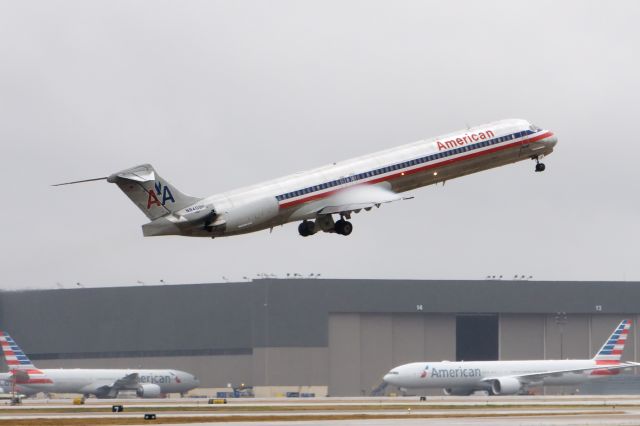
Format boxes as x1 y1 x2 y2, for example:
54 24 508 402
443 387 474 396
223 197 279 233
490 377 522 395
136 383 162 398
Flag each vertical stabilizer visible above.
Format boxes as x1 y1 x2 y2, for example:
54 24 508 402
107 164 201 220
594 319 632 364
0 332 36 370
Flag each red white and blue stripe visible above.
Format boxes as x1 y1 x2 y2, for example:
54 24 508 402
595 319 631 362
0 331 35 369
591 320 632 375
277 128 553 209
0 331 53 384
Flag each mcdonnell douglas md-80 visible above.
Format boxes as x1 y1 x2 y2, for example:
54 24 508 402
55 119 557 238
0 332 199 398
383 320 637 396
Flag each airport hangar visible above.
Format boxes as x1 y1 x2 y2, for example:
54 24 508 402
0 279 639 396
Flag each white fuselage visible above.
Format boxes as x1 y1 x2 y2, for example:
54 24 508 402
0 368 199 397
384 359 615 392
147 118 557 237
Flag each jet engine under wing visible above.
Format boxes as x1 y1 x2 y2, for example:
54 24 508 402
483 362 637 384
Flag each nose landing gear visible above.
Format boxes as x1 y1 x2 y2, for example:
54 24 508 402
534 156 546 172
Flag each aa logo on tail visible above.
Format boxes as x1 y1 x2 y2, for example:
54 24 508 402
147 181 175 209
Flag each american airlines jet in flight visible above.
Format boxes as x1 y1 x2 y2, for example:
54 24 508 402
55 119 557 238
383 320 637 396
0 332 199 398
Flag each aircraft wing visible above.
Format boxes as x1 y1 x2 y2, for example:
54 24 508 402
90 373 140 398
295 184 410 217
111 372 140 390
483 362 637 384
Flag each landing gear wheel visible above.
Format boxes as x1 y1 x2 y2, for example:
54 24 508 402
334 219 353 236
298 221 316 237
534 156 546 172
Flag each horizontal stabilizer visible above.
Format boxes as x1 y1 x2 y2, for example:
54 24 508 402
52 177 107 186
107 165 155 183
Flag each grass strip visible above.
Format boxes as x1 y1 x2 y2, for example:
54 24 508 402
0 410 624 426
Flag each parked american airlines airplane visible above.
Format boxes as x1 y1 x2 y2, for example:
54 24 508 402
0 332 199 398
383 320 637 396
55 119 557 237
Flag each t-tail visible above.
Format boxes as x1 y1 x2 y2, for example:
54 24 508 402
0 331 36 370
592 320 632 374
54 164 202 221
106 164 201 220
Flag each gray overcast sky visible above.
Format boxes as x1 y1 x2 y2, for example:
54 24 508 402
1 1 639 289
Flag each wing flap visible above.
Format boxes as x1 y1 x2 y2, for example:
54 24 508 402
318 201 393 215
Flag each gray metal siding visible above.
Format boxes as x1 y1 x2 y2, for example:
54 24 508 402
544 314 590 360
252 347 328 387
359 314 393 395
424 314 456 362
328 313 360 396
0 284 254 356
499 314 545 360
391 314 425 366
3 279 640 357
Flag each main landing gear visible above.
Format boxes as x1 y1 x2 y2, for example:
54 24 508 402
298 217 353 237
334 219 353 236
298 220 316 237
534 156 546 172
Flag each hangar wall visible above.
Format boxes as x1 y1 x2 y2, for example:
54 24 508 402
1 279 639 396
327 312 639 396
328 313 455 395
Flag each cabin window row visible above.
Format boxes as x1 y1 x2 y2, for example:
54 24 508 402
278 131 532 200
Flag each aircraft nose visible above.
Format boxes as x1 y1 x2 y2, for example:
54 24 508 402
383 372 397 385
545 133 558 147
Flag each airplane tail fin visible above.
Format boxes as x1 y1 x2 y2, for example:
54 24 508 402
0 331 36 370
106 164 202 220
593 319 632 364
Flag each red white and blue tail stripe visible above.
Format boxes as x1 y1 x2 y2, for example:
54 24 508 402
0 331 35 370
594 320 632 364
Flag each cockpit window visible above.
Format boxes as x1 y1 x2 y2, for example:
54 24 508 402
529 124 542 132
